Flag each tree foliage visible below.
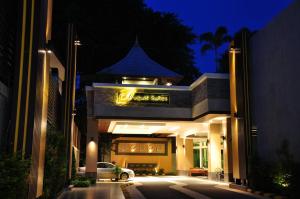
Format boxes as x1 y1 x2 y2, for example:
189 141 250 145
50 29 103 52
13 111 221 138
52 0 200 85
199 26 231 72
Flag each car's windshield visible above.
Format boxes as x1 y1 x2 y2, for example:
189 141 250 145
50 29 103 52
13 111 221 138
106 163 115 168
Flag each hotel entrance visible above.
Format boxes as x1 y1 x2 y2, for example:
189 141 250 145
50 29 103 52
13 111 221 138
84 40 232 181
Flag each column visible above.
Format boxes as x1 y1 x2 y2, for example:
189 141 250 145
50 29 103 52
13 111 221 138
85 118 98 179
223 118 233 182
208 123 222 180
176 135 193 176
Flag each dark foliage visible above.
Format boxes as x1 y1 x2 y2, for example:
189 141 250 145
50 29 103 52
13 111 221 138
0 154 30 199
42 131 67 199
199 26 231 72
52 0 200 85
249 140 300 198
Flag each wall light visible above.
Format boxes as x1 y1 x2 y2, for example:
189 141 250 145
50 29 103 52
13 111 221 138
234 112 242 119
206 139 210 145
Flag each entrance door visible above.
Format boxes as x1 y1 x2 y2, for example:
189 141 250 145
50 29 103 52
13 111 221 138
193 141 208 168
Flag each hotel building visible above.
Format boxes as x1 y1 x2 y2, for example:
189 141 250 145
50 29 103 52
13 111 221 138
85 39 247 182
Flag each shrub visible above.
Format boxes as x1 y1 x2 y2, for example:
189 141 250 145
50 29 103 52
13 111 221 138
0 154 30 199
71 179 90 187
158 168 165 175
113 165 122 180
42 131 67 199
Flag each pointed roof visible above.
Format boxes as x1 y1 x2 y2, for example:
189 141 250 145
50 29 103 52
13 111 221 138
98 38 182 80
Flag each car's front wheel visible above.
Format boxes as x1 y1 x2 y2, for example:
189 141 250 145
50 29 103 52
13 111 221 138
120 173 129 181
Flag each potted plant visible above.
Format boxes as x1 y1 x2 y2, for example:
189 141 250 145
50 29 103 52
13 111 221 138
158 168 165 175
113 165 122 181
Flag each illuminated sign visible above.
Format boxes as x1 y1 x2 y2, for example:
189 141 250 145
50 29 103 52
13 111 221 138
131 93 169 104
115 141 168 156
115 88 169 105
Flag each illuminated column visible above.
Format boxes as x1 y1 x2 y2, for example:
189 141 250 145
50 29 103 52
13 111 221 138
176 135 193 175
229 48 247 184
223 118 233 182
208 123 222 180
85 118 98 178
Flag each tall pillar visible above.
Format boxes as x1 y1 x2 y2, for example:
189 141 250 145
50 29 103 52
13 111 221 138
208 123 222 180
85 118 98 179
223 118 233 182
176 135 193 176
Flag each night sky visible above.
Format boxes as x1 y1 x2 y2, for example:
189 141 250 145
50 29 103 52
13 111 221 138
145 0 294 73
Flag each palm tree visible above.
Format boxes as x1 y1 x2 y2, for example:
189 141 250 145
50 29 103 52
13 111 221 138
199 26 231 72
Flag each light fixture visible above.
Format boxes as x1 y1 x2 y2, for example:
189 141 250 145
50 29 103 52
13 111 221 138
229 48 241 54
72 109 76 116
166 82 172 86
168 126 179 131
233 112 242 119
74 40 81 46
206 139 210 145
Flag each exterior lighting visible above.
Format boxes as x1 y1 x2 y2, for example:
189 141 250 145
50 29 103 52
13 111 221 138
166 82 172 86
115 88 136 105
169 126 179 131
74 40 81 46
47 50 52 54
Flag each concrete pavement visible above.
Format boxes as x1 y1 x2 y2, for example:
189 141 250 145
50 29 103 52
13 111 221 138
57 176 268 199
58 183 125 199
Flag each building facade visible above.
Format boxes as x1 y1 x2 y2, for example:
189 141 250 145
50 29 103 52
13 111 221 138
0 0 79 198
85 40 249 182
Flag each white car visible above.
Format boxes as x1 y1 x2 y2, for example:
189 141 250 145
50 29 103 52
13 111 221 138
78 162 135 181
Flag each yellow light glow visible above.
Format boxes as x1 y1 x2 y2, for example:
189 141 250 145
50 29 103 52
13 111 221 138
115 88 136 105
168 126 180 131
88 141 97 153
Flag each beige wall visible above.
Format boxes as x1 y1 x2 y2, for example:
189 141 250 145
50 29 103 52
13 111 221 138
111 137 173 173
176 136 193 175
208 123 222 180
86 118 99 177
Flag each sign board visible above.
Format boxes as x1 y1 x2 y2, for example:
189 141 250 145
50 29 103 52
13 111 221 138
115 141 168 156
115 88 169 105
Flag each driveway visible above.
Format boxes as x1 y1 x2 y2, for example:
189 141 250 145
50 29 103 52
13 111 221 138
58 182 125 199
132 176 267 199
58 176 267 199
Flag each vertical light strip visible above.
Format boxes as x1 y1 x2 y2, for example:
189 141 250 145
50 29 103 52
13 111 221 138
22 0 35 158
14 0 27 153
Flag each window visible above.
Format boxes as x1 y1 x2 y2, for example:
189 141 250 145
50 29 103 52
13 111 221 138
105 163 115 168
97 163 106 168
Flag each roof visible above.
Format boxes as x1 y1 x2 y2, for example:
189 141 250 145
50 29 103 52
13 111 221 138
98 39 182 79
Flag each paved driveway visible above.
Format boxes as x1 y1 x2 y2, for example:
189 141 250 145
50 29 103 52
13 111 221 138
58 183 125 199
58 176 267 199
133 176 267 199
